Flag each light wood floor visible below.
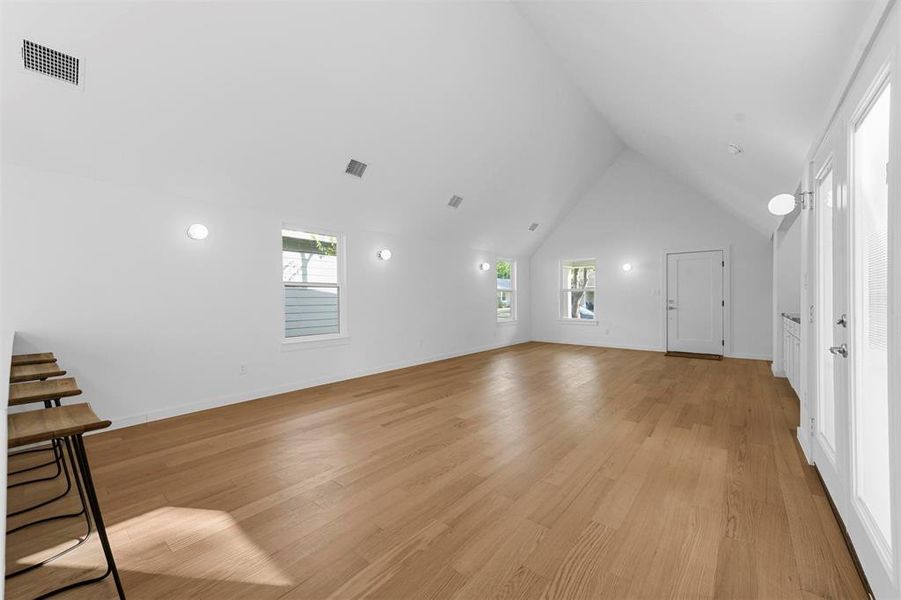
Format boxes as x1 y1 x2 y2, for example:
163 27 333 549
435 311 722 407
6 343 867 599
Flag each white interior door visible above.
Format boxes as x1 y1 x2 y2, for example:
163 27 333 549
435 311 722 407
666 250 724 355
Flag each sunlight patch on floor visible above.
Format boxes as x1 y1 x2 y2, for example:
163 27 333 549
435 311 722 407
17 506 293 587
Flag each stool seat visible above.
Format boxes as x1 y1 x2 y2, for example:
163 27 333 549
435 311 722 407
8 403 111 448
11 353 57 366
10 363 67 383
9 378 82 407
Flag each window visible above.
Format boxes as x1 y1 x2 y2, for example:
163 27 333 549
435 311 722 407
282 228 344 339
497 259 516 322
561 260 596 320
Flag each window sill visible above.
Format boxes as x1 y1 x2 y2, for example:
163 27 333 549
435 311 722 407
281 334 351 351
497 319 518 326
557 319 598 326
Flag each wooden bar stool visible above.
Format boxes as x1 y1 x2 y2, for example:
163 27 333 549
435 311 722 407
7 378 86 535
7 404 125 598
11 353 57 366
9 378 82 407
8 378 82 488
8 364 69 476
10 362 67 383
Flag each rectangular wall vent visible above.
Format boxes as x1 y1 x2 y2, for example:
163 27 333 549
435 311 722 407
22 40 79 85
448 195 463 208
345 159 367 178
528 223 540 231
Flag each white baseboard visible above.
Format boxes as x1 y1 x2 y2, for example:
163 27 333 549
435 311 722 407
726 352 773 361
104 338 529 432
532 338 663 353
534 338 772 361
796 426 813 464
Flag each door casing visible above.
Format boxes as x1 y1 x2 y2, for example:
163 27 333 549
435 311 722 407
662 246 731 356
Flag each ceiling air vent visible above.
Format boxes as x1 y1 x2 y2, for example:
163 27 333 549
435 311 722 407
22 40 80 86
345 159 367 178
448 195 463 209
528 223 539 232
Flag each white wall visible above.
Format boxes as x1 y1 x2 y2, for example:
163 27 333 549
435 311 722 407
2 164 531 427
531 150 772 359
0 1 629 430
776 219 802 315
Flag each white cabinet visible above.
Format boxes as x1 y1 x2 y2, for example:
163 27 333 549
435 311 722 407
782 315 801 397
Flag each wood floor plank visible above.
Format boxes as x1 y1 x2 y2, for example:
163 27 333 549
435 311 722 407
5 343 867 599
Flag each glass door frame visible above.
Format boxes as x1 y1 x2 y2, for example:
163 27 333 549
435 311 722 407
810 144 846 504
847 66 894 580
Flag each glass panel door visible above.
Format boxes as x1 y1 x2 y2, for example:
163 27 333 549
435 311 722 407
850 79 892 557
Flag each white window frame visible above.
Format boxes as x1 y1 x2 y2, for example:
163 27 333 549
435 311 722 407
497 258 517 323
560 258 598 324
281 224 348 346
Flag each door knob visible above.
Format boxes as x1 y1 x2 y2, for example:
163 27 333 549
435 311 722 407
836 314 847 327
828 343 848 358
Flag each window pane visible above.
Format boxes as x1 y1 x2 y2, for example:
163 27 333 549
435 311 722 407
285 285 339 337
282 229 338 284
497 260 513 291
497 291 514 320
562 290 595 319
563 264 596 290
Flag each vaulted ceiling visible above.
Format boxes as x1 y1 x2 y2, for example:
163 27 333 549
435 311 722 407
2 1 881 249
1 2 622 257
516 0 879 233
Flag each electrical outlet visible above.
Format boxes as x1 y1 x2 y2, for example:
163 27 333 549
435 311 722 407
239 364 247 376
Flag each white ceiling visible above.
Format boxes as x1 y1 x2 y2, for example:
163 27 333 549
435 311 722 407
516 0 879 233
1 1 881 248
1 2 622 257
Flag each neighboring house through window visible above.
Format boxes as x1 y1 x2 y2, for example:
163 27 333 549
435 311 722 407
282 228 345 339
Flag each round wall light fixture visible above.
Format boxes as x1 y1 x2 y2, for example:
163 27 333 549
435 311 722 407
377 249 392 261
186 224 209 240
622 263 633 272
479 262 491 271
767 194 796 216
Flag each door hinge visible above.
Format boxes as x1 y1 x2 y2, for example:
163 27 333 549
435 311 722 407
721 260 725 267
800 190 814 210
722 339 725 347
722 300 725 307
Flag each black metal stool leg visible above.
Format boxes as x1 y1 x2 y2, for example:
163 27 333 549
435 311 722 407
8 441 60 476
42 434 125 599
74 434 124 598
6 439 73 516
28 434 124 599
5 437 93 578
6 435 91 534
9 443 56 459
